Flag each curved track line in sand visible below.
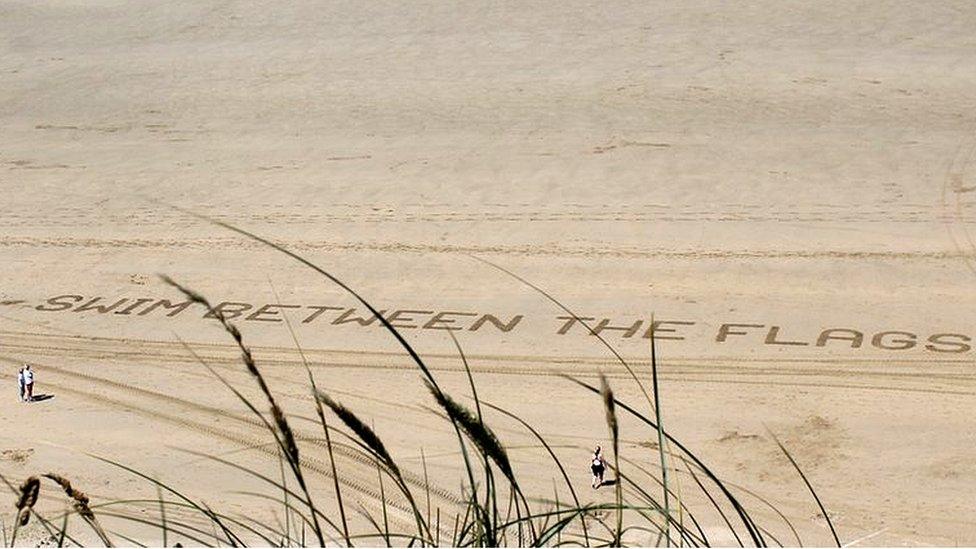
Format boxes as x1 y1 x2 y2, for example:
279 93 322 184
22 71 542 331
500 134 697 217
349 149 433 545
34 376 446 536
0 354 463 513
0 235 971 261
2 331 973 399
0 201 968 226
2 330 970 366
942 127 976 277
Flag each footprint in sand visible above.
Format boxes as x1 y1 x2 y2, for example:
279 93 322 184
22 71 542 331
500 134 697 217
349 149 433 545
0 448 34 464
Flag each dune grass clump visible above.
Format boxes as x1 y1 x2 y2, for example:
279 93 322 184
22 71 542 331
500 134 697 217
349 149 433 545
2 215 840 547
1 474 112 548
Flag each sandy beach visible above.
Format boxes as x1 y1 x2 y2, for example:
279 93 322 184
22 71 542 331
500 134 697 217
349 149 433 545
2 1 976 545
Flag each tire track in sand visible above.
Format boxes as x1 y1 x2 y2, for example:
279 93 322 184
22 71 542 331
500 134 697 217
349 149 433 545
2 330 974 398
0 235 971 261
0 354 463 515
941 126 976 277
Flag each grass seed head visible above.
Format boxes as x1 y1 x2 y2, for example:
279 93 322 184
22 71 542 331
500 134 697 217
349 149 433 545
272 405 300 465
15 476 40 526
43 474 94 519
317 391 400 477
600 374 618 442
425 380 515 484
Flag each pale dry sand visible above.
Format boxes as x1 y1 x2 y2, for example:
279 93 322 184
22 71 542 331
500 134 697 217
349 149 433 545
2 1 976 545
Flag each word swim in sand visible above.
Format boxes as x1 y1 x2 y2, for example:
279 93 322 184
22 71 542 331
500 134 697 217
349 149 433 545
33 294 523 333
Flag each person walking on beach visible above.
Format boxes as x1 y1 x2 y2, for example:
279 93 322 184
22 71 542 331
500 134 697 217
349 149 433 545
590 445 608 489
22 364 34 403
17 366 25 402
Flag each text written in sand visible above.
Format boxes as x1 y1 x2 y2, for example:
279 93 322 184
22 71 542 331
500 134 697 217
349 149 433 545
16 293 974 354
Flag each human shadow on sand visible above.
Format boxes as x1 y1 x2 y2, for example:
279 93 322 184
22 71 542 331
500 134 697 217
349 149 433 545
29 394 54 402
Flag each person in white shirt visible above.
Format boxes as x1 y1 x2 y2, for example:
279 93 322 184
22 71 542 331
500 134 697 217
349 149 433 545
22 364 34 403
17 367 25 402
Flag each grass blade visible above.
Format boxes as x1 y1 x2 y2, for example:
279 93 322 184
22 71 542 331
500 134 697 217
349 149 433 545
648 322 672 546
767 429 841 547
600 375 623 547
161 276 325 546
270 277 354 547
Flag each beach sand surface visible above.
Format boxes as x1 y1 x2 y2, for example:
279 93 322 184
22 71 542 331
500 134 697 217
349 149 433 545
2 1 976 545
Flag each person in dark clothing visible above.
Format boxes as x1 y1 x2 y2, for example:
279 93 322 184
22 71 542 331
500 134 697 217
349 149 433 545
590 445 608 488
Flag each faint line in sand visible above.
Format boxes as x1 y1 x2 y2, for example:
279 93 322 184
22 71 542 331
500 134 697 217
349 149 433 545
0 235 971 261
3 332 973 398
0 353 463 509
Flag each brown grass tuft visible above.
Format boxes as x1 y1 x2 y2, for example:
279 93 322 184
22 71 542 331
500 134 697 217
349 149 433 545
9 475 40 547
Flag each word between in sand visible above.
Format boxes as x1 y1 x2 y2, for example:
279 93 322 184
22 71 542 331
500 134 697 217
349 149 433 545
19 294 975 353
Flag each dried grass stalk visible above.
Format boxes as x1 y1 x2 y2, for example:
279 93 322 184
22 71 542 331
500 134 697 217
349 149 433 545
601 374 618 443
160 275 325 546
316 390 432 541
161 276 298 464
